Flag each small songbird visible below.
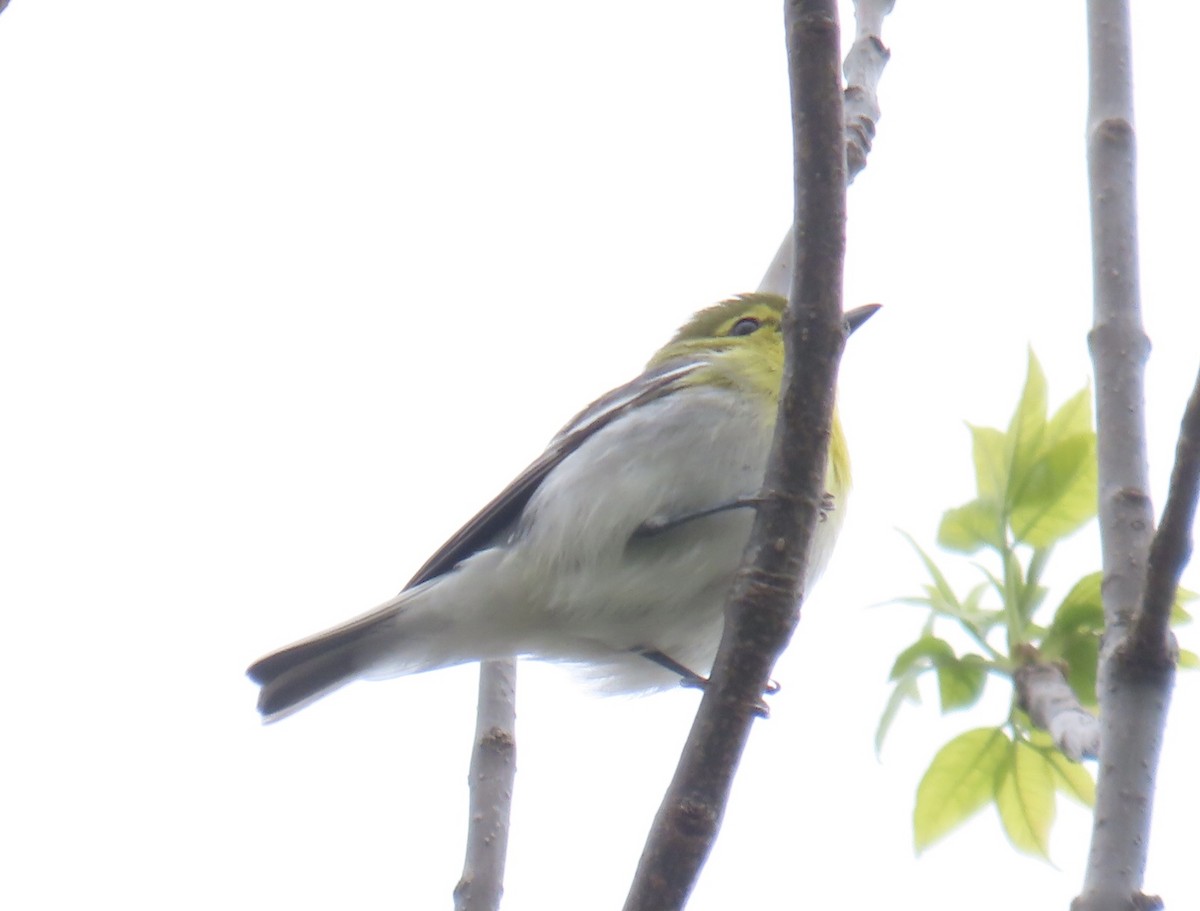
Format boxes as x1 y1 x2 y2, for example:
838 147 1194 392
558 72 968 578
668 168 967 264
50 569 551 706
248 294 877 722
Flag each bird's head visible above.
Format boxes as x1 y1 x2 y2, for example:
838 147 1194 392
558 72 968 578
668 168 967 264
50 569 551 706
648 293 878 403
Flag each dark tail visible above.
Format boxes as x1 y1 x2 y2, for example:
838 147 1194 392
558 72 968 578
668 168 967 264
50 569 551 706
247 624 369 723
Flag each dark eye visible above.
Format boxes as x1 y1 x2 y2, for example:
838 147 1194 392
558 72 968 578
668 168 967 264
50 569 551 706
729 317 761 337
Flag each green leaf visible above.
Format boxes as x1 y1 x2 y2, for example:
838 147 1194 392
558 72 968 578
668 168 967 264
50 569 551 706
1003 548 1026 622
889 640 989 712
991 356 1097 549
937 655 988 712
1042 573 1105 656
899 531 963 612
1056 573 1105 622
914 727 1010 852
889 595 934 609
1023 547 1052 618
921 580 999 633
1010 433 1098 547
957 582 1004 637
1043 387 1093 449
971 424 1009 501
876 670 922 756
938 500 1004 554
1172 586 1196 625
994 739 1056 859
890 636 955 680
975 562 1008 606
960 581 988 614
924 583 962 620
1044 749 1096 807
1021 585 1049 623
1061 634 1100 707
1178 649 1199 670
1041 574 1103 706
1005 351 1049 509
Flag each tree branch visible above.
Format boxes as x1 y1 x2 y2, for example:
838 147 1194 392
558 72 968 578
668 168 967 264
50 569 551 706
759 0 893 298
1014 661 1099 761
1077 2 1175 909
622 3 846 908
453 659 517 911
1130 366 1200 661
842 0 894 180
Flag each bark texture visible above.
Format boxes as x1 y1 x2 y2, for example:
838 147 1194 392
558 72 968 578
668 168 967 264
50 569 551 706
1076 3 1176 909
622 2 848 908
454 660 517 911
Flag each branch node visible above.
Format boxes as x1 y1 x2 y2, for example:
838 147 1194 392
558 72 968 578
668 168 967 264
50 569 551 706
1091 116 1135 145
673 795 720 839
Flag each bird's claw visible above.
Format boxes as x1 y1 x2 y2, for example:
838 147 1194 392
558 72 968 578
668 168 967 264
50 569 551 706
678 674 779 718
819 492 835 523
633 516 669 538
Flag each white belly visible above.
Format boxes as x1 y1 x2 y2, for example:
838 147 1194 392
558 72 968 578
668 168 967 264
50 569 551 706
363 385 844 691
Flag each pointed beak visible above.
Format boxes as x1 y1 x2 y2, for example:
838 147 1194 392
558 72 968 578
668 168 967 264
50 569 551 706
844 303 881 336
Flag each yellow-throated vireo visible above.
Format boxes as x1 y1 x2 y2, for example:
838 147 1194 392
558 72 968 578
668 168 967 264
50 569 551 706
249 293 877 721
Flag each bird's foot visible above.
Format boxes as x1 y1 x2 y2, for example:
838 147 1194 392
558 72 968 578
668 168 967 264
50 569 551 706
634 647 779 717
819 491 835 523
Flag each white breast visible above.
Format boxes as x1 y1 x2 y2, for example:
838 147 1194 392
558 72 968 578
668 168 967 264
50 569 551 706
362 384 846 691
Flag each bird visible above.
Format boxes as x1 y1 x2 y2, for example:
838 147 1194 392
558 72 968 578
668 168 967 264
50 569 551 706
248 293 878 722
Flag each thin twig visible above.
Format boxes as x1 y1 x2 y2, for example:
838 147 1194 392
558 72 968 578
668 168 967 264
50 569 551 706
1077 2 1176 909
1131 366 1200 661
621 3 846 908
759 0 893 297
454 659 517 911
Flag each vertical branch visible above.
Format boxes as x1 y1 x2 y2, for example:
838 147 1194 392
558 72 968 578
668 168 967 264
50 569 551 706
454 659 517 911
1078 2 1176 910
621 3 846 909
759 0 893 298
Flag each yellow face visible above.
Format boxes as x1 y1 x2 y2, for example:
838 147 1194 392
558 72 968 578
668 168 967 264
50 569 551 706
648 292 851 495
647 293 788 403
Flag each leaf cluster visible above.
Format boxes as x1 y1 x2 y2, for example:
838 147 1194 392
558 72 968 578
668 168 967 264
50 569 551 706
885 353 1196 859
913 727 1094 858
878 353 1198 860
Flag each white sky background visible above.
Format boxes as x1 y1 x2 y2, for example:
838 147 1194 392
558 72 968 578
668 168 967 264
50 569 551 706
2 1 1198 908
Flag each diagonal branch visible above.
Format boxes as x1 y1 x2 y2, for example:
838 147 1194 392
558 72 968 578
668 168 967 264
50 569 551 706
1130 366 1200 661
622 2 848 908
1014 661 1099 761
453 659 517 911
759 0 893 298
843 0 895 180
